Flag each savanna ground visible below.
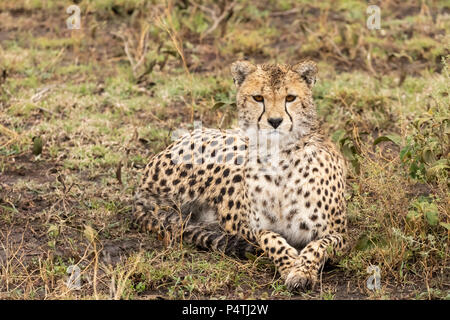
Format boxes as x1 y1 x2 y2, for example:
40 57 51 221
0 0 449 300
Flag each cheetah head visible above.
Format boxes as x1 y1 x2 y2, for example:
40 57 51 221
231 60 318 143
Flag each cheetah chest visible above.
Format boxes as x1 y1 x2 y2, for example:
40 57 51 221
246 158 327 248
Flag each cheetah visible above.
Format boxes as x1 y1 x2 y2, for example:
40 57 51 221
133 60 348 291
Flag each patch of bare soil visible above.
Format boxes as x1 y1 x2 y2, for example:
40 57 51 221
0 152 147 269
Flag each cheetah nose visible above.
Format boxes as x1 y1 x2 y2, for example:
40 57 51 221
267 118 283 129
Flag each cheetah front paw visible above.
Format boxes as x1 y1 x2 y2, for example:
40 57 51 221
284 264 317 292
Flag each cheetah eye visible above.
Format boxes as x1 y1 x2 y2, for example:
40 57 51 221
252 95 264 103
286 95 296 102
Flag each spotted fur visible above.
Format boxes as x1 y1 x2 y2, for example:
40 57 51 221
133 60 348 291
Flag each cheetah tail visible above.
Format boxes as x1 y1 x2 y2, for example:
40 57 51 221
183 224 260 259
133 202 258 259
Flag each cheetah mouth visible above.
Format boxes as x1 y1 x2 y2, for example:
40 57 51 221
258 128 282 135
267 129 287 136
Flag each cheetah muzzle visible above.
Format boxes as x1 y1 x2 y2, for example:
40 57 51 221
133 60 348 292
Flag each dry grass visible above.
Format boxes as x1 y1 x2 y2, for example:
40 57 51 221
0 0 449 300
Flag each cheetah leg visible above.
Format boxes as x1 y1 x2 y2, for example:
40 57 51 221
133 197 257 258
285 233 347 291
256 230 300 279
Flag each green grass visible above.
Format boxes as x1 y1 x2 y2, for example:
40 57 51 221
0 0 449 300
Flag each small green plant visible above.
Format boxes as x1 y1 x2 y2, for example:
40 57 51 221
133 281 146 293
399 112 449 181
406 197 440 228
270 280 292 297
332 128 361 173
399 58 449 182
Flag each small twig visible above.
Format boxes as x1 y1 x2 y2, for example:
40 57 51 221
189 0 237 39
0 123 18 139
326 37 351 66
269 7 300 17
111 31 137 76
189 0 216 17
41 47 65 74
36 106 57 116
218 112 226 129
31 85 55 103
112 26 151 79
133 25 150 74
0 123 23 149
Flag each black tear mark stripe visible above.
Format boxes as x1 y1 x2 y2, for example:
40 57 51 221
257 86 265 128
285 101 293 131
257 101 265 128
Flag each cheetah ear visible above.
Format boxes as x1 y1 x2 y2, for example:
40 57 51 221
292 60 318 88
231 60 256 87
